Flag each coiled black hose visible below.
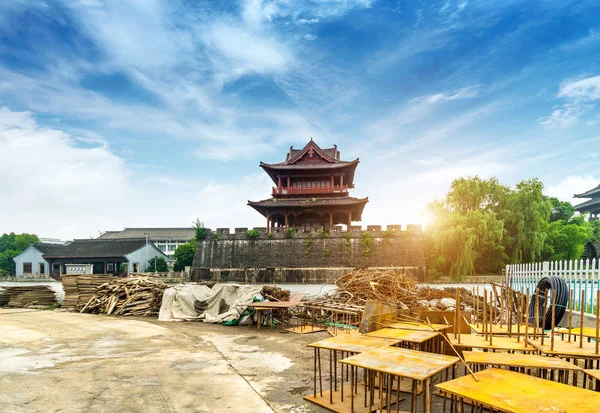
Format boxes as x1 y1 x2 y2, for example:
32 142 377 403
527 276 569 330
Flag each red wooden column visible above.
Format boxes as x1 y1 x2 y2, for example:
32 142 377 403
267 212 271 232
340 173 344 189
277 175 281 192
329 212 333 228
285 214 289 228
287 176 290 191
330 175 334 192
347 211 352 227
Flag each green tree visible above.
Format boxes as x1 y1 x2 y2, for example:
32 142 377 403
542 220 590 261
173 241 196 271
147 256 168 272
0 232 40 274
425 178 508 280
548 197 575 222
193 218 207 241
501 179 552 263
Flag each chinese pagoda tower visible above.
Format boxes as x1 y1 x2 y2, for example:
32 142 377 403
248 139 368 231
574 184 600 220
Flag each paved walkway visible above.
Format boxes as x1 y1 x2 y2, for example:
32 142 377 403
0 309 275 413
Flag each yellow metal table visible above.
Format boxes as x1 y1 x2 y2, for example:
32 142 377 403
340 346 459 413
463 350 580 383
365 328 440 352
436 367 600 413
305 334 401 412
449 334 537 353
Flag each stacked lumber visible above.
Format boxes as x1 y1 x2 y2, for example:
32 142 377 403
0 288 9 306
60 275 80 309
4 286 57 307
80 277 168 316
60 274 113 310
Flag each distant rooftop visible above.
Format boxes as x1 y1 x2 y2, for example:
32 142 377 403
97 228 195 240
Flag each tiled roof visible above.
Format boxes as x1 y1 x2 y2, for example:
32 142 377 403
33 243 68 255
98 228 195 240
574 184 600 198
574 197 600 212
260 159 358 170
248 196 368 208
42 238 154 258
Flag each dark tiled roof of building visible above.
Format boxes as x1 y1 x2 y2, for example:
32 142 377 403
42 238 151 258
98 228 195 240
260 159 359 170
33 243 68 255
574 184 600 198
248 196 368 208
574 197 600 212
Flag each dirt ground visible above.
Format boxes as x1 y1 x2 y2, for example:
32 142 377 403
0 309 452 413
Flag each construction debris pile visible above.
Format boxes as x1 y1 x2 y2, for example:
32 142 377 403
3 285 57 307
61 274 113 310
261 285 291 302
329 268 477 311
80 277 168 316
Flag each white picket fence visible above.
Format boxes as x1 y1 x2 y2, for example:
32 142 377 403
506 259 600 314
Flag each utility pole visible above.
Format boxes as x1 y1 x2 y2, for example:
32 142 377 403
144 233 149 273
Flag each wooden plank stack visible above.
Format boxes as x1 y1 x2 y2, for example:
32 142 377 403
61 274 113 310
80 277 168 316
0 288 10 306
4 286 57 307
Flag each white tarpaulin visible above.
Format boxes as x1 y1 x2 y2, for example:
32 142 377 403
158 283 262 323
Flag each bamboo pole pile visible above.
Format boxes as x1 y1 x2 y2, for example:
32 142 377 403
80 277 168 316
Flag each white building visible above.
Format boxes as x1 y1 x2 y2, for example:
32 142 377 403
97 228 195 257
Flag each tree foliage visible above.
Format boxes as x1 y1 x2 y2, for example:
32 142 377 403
147 256 168 272
0 233 40 274
193 218 207 241
425 176 595 281
173 241 196 271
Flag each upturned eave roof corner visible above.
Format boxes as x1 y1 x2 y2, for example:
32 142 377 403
574 184 600 198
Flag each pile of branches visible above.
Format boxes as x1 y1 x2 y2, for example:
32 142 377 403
80 277 168 316
331 269 429 308
330 269 475 310
261 285 290 302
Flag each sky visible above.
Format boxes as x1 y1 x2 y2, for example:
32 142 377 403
0 0 599 240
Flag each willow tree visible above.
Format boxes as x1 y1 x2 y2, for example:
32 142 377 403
501 179 552 263
425 178 507 280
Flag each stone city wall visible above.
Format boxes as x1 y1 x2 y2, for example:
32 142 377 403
191 225 427 283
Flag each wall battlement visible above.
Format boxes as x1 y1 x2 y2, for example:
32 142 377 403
192 224 426 283
207 224 421 240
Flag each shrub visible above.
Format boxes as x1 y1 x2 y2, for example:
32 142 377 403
361 232 373 256
284 227 295 239
304 234 313 255
247 229 260 239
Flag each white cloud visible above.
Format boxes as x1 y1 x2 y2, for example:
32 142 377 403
558 28 600 52
304 34 318 41
0 107 275 239
558 75 600 100
540 75 600 129
0 107 130 239
202 22 292 82
298 18 320 24
545 175 599 204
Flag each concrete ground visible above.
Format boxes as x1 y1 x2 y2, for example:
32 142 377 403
0 309 451 413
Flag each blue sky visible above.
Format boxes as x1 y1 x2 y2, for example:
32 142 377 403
0 0 599 239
